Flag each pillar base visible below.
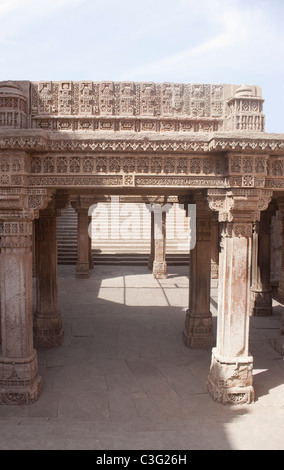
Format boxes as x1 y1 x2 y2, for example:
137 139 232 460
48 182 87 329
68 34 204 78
153 261 167 279
76 263 90 279
76 273 90 279
211 260 219 280
270 336 284 356
207 348 255 405
276 288 284 306
34 313 64 348
183 310 215 348
250 289 272 316
89 247 94 270
0 351 42 405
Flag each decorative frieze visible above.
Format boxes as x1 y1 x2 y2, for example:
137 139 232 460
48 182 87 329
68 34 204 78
1 80 268 134
1 134 284 162
30 81 224 120
29 175 123 187
30 154 224 177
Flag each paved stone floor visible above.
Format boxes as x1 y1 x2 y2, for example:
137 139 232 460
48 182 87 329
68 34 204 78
0 265 284 450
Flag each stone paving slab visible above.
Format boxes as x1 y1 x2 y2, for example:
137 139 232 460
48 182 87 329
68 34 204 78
0 265 284 450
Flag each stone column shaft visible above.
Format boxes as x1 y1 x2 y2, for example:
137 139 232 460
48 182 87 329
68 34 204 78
277 218 284 309
250 211 272 316
207 187 273 405
207 221 254 404
34 209 64 347
0 247 1 345
183 194 214 348
153 210 167 278
76 209 90 278
88 215 94 270
211 217 219 281
0 216 42 404
149 203 170 279
148 211 155 270
275 199 284 336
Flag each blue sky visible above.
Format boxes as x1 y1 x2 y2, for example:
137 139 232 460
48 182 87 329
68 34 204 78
0 0 283 132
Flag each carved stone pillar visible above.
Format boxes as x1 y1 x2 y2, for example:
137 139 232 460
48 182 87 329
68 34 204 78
250 206 273 316
274 198 284 338
183 192 214 348
148 211 155 270
88 215 94 270
211 215 219 281
71 196 95 279
32 221 36 277
71 200 90 279
270 199 284 356
208 220 254 404
149 202 171 279
276 199 284 310
76 209 90 278
0 247 1 345
34 202 64 347
207 188 272 404
0 214 42 404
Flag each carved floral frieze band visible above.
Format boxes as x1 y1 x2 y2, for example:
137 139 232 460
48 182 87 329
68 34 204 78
0 135 284 153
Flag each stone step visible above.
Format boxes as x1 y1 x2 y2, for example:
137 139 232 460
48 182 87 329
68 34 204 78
58 252 189 266
57 203 190 265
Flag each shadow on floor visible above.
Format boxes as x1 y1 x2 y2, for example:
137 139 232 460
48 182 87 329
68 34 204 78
0 265 283 450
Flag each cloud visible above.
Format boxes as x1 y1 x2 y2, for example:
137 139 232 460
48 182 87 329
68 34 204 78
122 0 284 81
0 0 85 42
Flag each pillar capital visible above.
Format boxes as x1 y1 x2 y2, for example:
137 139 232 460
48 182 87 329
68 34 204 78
0 213 33 252
276 196 284 215
0 187 55 221
71 195 97 212
145 196 168 206
207 188 273 223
